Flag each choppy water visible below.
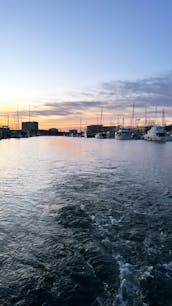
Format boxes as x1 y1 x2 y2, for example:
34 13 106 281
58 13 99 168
0 136 172 306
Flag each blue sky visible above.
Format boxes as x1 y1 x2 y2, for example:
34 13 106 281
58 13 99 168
0 0 172 128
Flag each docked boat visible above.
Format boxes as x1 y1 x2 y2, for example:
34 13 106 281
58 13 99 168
95 132 106 139
115 128 132 140
144 126 167 142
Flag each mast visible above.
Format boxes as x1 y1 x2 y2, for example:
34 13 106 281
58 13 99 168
79 117 82 133
17 109 20 130
154 105 157 125
162 108 166 127
122 116 125 128
100 106 103 125
131 103 135 130
29 104 31 122
7 113 10 128
116 114 119 126
144 106 147 127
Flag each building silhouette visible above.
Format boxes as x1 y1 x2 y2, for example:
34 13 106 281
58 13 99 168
22 121 39 136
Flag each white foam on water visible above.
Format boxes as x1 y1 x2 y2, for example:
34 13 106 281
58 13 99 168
113 255 148 306
162 262 172 273
140 266 153 280
109 215 123 225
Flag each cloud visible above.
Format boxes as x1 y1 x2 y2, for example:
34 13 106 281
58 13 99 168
9 71 172 122
31 101 104 117
101 71 172 108
45 101 103 110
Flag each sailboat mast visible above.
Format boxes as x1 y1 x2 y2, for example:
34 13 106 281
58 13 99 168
122 116 125 128
79 117 82 133
100 106 103 125
131 103 135 130
144 106 147 127
155 105 157 125
7 113 10 128
162 108 166 127
17 109 20 130
29 104 31 122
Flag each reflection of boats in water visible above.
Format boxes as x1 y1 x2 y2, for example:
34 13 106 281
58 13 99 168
115 128 132 140
144 126 167 142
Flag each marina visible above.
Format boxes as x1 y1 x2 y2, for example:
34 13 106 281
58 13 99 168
1 122 172 143
1 0 172 305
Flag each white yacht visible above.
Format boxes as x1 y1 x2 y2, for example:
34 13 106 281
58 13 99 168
144 126 167 142
95 132 106 139
115 128 132 140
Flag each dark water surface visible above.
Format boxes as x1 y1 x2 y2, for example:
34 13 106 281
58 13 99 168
0 137 172 306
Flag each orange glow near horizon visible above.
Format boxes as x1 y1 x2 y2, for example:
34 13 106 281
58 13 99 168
0 114 172 131
0 105 172 131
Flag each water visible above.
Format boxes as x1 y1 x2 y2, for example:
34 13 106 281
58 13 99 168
0 137 172 305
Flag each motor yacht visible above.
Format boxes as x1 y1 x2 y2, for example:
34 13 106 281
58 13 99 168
144 126 167 142
115 128 132 140
95 132 106 139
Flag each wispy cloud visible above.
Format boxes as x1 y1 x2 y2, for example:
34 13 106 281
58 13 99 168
28 101 104 117
101 71 172 108
36 71 172 117
6 71 172 128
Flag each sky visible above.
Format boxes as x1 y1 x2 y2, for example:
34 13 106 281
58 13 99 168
0 0 172 129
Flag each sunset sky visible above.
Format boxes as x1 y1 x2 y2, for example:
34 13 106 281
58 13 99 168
0 0 172 130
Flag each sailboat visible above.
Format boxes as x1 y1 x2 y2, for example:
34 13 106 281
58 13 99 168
95 106 106 139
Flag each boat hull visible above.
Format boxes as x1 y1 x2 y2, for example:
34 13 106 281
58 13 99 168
144 135 166 142
115 135 132 140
